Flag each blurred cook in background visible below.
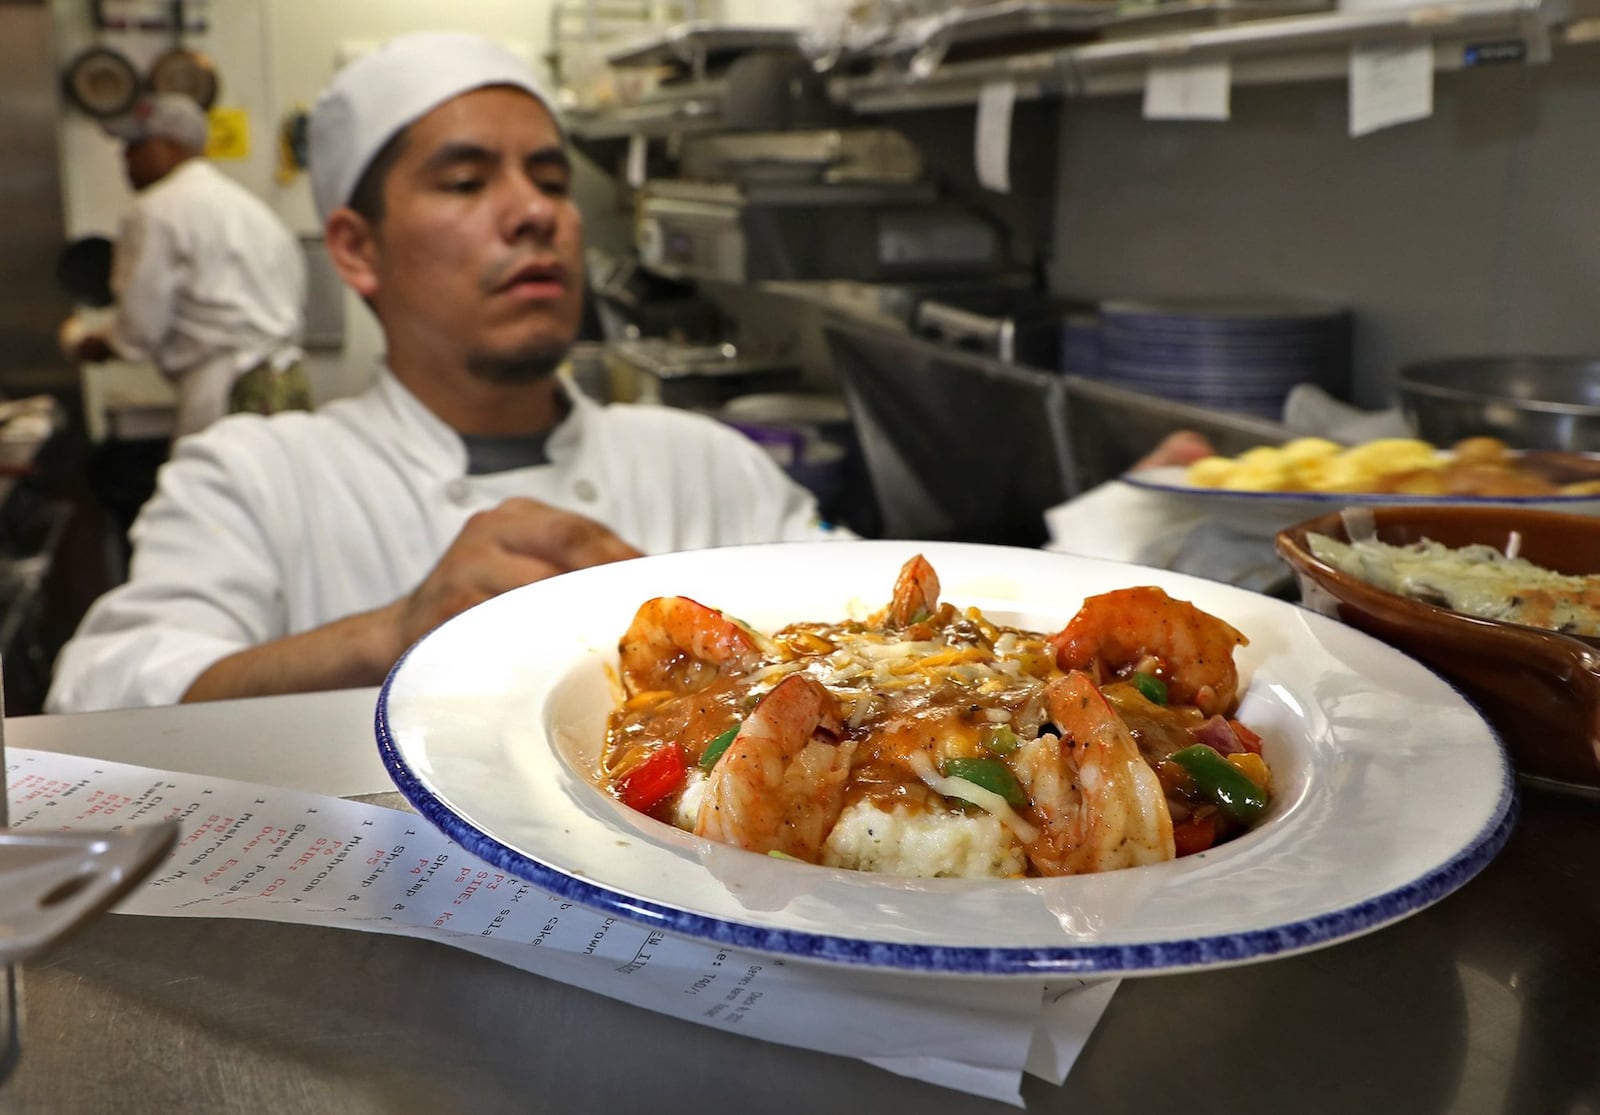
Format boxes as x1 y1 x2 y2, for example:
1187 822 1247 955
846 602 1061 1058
46 33 835 715
59 92 311 436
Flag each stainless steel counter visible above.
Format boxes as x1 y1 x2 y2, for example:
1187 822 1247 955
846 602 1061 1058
2 692 1597 1113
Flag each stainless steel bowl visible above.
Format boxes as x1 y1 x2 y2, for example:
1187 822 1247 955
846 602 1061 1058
1397 356 1600 451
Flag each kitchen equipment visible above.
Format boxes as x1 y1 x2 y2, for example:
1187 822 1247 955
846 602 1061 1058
824 315 1294 542
637 179 1006 284
1277 504 1600 792
607 338 801 408
586 248 723 342
717 392 857 514
1096 298 1351 420
60 45 140 118
606 22 805 74
147 48 219 108
4 3 73 397
0 668 177 1084
0 822 180 966
571 23 835 136
845 0 1334 78
677 128 925 186
146 0 219 108
1397 356 1600 451
912 289 1091 367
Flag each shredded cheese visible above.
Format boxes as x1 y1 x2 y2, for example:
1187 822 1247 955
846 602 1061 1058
904 749 1040 845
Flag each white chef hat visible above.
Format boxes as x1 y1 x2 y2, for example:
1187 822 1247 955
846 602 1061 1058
104 94 211 152
307 31 561 224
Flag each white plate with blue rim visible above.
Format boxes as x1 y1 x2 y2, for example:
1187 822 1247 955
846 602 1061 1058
375 539 1514 978
1122 465 1600 540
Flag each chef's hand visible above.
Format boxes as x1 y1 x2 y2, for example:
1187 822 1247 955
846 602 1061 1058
184 498 644 704
58 316 115 363
386 497 643 657
1131 430 1216 471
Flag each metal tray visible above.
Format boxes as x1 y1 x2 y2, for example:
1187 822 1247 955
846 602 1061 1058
0 822 179 966
606 22 801 70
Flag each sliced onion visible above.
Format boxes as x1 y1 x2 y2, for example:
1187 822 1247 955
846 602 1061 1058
1194 715 1245 755
904 750 1040 845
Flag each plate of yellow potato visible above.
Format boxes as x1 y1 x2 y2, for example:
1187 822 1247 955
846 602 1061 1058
1122 436 1600 537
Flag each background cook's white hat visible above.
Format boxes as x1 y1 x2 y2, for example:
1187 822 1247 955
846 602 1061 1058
104 93 210 152
307 31 561 224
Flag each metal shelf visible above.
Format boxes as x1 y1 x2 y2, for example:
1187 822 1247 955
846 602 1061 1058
565 85 726 140
828 0 1570 111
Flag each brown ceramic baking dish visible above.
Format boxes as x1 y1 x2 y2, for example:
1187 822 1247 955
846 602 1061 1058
1276 505 1600 792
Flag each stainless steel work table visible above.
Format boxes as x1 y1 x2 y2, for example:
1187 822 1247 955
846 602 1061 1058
2 687 1596 1113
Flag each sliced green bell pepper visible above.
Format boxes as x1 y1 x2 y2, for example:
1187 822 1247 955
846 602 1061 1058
1169 744 1268 824
940 757 1028 809
982 724 1019 756
1131 671 1168 705
697 724 740 771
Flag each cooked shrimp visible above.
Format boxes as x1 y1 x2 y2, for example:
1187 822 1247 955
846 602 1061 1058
884 554 941 627
1013 671 1175 875
696 673 856 861
1048 586 1248 717
618 596 764 697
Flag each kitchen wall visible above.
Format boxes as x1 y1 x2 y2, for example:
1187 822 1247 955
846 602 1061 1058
1048 47 1600 408
51 0 577 404
49 2 1600 415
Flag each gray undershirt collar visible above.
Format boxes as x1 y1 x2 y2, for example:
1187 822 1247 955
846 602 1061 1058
461 430 553 475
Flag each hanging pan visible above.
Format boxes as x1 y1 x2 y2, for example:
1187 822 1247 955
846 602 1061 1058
146 0 219 109
61 45 141 118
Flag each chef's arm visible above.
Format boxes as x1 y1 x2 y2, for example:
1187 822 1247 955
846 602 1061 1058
182 498 643 702
179 605 410 701
58 316 117 363
1132 430 1216 471
106 208 186 360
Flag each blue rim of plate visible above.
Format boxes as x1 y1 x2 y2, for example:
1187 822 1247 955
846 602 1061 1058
374 652 1518 977
1121 470 1600 507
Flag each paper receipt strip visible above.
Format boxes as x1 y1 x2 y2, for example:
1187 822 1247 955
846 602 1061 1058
5 747 1115 1106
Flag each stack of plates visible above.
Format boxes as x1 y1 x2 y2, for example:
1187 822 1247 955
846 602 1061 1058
1095 299 1351 419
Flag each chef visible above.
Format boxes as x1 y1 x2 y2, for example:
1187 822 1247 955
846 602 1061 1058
46 33 834 714
59 92 311 437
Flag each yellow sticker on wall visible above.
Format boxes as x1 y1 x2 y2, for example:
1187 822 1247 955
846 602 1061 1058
205 107 250 160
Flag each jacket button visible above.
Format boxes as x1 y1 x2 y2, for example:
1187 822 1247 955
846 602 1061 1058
445 478 471 504
573 479 598 502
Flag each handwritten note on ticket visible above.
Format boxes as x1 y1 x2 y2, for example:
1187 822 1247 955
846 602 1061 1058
5 748 1116 1106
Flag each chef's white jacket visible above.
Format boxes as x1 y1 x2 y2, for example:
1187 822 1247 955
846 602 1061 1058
47 368 839 713
110 160 307 437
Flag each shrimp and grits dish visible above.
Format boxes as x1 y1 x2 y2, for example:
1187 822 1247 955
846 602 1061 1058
600 555 1272 879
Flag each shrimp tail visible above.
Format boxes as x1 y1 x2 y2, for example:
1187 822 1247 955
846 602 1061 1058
880 554 941 627
1015 671 1175 875
695 674 855 861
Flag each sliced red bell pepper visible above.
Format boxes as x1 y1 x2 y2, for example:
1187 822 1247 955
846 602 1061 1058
1228 719 1265 754
1172 811 1218 856
616 744 687 815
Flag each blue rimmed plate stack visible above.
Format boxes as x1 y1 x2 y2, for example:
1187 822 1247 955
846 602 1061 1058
1095 299 1352 419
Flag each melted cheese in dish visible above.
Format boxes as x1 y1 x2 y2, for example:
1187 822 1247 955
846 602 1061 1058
1307 532 1600 637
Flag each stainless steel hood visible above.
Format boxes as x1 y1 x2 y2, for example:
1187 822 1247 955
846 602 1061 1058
568 23 835 138
636 179 1009 285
